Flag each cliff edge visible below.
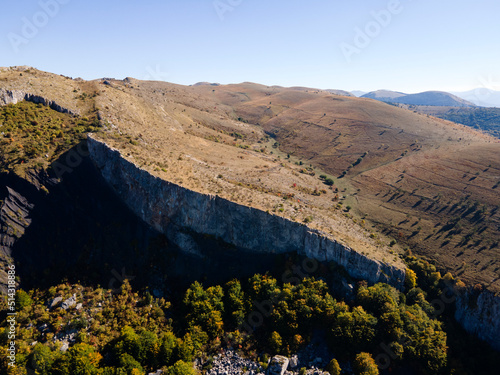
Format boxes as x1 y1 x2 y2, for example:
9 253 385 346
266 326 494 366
87 135 406 288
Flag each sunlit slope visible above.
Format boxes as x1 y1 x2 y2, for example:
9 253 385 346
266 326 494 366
1 68 498 290
190 83 500 290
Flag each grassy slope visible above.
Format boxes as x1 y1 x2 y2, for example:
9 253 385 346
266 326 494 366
1 68 498 292
403 105 500 138
190 83 500 291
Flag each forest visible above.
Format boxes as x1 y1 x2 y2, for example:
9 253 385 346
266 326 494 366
0 254 497 375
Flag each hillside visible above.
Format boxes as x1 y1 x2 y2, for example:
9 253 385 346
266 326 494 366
362 90 476 107
396 104 500 138
1 67 500 362
187 83 500 291
325 89 355 97
1 67 498 293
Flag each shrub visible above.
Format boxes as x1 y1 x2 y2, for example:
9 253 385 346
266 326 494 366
303 216 313 223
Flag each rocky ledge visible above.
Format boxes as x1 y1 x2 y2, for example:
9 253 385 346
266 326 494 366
87 135 406 289
0 88 78 116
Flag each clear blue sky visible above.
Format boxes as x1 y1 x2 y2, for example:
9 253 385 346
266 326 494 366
1 0 499 93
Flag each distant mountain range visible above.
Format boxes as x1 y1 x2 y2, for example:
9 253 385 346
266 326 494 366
324 89 355 97
347 88 500 108
361 90 476 107
350 90 366 97
451 89 500 108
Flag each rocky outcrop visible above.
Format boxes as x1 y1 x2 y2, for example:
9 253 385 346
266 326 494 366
455 288 500 351
268 356 289 375
87 136 406 288
0 187 34 293
205 350 264 375
202 350 330 375
0 88 78 116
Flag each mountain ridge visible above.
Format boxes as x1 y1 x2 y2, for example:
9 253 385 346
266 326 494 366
362 89 476 107
1 67 500 352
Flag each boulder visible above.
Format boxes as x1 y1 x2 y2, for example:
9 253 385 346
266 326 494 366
49 296 63 309
288 355 299 370
60 341 69 352
61 294 77 310
267 356 289 375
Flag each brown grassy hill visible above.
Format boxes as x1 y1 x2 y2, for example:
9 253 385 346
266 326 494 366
394 104 500 138
1 67 499 291
190 82 500 290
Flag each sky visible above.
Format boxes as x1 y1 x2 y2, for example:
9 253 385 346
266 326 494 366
1 0 499 94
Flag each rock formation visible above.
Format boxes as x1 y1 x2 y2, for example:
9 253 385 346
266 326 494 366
0 88 78 116
455 288 500 351
87 135 406 289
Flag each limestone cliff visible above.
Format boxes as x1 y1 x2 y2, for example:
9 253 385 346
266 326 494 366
0 186 34 293
87 135 406 288
0 88 78 116
455 288 500 351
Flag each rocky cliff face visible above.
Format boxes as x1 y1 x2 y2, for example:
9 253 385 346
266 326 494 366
455 288 500 351
0 88 78 115
0 186 34 293
87 135 406 288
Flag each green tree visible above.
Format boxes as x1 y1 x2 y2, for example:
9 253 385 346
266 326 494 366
356 283 399 316
176 333 196 363
400 304 448 372
159 331 178 366
188 326 209 352
269 331 283 354
15 290 33 311
183 282 224 338
353 352 379 375
118 353 143 374
405 269 417 290
65 343 102 375
27 343 56 375
137 330 159 369
114 326 140 360
247 274 280 302
224 279 247 328
167 360 196 375
331 306 377 352
325 358 341 375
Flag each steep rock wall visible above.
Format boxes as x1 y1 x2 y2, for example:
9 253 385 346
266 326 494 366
0 88 78 115
0 186 34 293
87 136 405 288
455 288 500 351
